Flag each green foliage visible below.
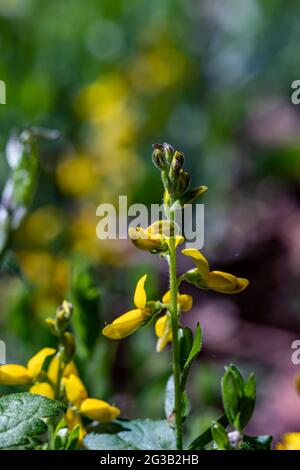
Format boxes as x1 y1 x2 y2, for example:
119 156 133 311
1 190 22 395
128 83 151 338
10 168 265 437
84 419 176 450
240 435 273 451
0 393 64 449
211 421 231 450
221 364 256 432
48 418 80 450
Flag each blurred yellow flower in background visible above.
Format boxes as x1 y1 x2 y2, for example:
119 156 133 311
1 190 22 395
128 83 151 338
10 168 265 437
56 154 97 197
276 433 300 450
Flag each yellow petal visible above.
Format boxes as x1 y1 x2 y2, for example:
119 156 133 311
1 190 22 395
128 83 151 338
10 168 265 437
129 227 166 252
63 374 88 406
181 249 210 278
29 382 55 399
146 220 174 237
27 347 56 378
134 274 147 309
47 353 60 384
102 309 145 339
0 364 32 385
207 271 249 294
162 291 193 312
63 360 79 378
80 398 120 422
155 315 172 352
175 235 185 248
276 433 300 450
66 408 86 442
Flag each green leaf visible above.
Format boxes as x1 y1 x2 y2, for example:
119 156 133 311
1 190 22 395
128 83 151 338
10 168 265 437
188 415 229 450
179 327 193 371
211 421 230 450
183 323 202 370
221 365 244 429
84 419 176 450
175 186 208 207
235 373 256 431
0 393 64 449
240 435 272 450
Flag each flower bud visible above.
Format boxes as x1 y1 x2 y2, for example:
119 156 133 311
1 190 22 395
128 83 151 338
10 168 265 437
163 142 174 163
174 169 190 197
169 151 184 181
62 332 76 363
55 300 73 332
152 148 167 170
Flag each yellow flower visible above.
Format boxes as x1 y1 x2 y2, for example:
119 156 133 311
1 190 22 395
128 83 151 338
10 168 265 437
0 348 56 386
129 220 184 253
47 353 78 385
66 408 86 442
63 374 88 407
29 382 55 399
276 433 300 450
0 365 32 385
155 290 193 352
182 249 249 294
63 374 120 440
162 291 193 312
155 315 172 352
80 398 120 422
102 274 153 339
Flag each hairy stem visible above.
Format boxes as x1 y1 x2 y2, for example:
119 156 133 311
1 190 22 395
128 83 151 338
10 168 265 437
168 209 183 450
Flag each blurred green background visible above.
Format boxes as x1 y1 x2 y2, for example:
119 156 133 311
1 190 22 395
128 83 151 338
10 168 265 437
0 0 300 444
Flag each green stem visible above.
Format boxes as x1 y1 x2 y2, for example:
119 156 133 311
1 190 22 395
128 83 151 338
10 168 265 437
55 346 65 400
168 209 183 450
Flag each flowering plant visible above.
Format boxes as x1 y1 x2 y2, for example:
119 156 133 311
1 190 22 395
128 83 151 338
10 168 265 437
0 134 298 450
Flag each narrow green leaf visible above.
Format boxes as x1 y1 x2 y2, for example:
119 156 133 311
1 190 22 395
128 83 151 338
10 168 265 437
176 186 208 207
236 373 256 431
179 327 193 371
211 421 230 450
221 366 244 428
188 415 229 450
184 323 202 370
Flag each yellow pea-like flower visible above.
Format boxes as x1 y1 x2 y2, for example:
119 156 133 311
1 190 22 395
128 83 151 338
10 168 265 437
63 374 88 407
102 274 153 339
276 433 300 450
66 408 86 442
182 248 249 294
155 315 172 352
80 398 120 422
0 347 56 386
47 353 78 385
29 382 55 399
0 364 32 385
27 347 56 378
162 290 193 312
182 248 210 279
155 290 193 352
207 271 249 294
129 220 183 253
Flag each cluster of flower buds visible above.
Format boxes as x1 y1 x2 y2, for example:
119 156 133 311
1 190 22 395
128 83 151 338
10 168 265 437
152 143 189 201
152 143 207 208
